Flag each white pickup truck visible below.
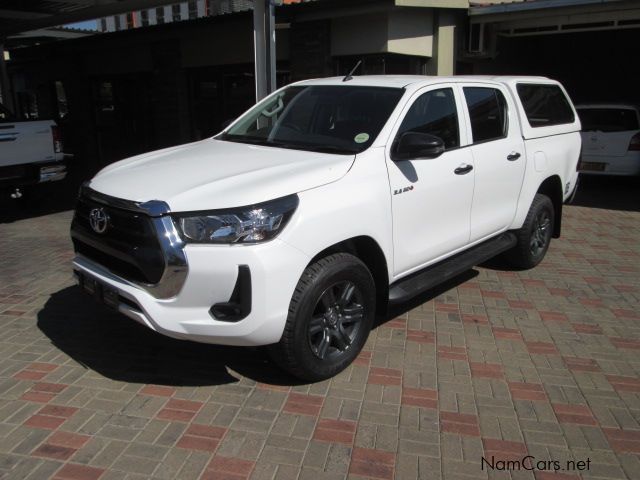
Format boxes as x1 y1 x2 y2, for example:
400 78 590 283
71 75 581 381
0 103 66 200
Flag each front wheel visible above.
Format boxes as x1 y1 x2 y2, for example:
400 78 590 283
269 253 375 382
506 193 554 269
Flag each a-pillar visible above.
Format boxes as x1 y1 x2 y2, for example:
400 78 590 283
253 0 277 102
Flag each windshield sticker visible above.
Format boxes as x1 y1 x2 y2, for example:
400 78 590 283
354 133 370 144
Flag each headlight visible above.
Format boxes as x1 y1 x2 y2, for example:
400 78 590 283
174 195 298 244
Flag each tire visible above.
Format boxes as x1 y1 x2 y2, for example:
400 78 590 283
506 194 554 269
269 253 376 382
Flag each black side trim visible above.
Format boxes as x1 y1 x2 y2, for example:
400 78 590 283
210 265 252 322
388 232 517 304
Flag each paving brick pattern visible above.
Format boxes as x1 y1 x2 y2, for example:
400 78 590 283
0 204 639 479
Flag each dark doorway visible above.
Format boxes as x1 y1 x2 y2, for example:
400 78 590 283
188 65 290 140
92 75 154 166
473 28 640 104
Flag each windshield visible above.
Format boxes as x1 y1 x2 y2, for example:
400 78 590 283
218 85 404 154
577 107 640 132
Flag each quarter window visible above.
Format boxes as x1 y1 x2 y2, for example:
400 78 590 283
396 88 460 150
516 84 575 127
463 87 508 143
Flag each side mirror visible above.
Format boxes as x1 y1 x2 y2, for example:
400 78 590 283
393 132 445 161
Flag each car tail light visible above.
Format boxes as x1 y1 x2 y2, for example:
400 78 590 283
629 132 640 151
51 125 63 153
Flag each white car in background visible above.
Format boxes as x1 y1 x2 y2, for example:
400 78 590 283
0 102 66 200
576 104 640 176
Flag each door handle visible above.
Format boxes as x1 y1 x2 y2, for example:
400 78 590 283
507 152 521 161
454 164 473 175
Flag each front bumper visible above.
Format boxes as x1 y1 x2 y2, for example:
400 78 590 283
72 238 310 346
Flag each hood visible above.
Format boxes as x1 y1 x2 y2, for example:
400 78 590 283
89 139 355 211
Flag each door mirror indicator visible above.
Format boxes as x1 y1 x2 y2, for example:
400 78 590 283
393 132 445 161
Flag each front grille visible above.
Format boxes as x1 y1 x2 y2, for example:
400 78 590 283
71 195 166 284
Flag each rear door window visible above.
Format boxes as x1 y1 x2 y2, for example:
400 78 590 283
463 87 508 143
577 108 639 132
516 84 575 127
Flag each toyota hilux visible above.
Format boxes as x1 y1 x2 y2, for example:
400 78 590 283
71 75 581 381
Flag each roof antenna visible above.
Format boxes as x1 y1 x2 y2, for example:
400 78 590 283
342 60 362 82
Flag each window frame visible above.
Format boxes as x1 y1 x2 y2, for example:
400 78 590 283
462 85 510 146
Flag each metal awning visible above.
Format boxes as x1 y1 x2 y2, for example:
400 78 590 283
469 0 626 16
468 0 640 35
0 0 193 37
0 0 284 109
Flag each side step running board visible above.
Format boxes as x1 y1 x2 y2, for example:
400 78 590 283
388 232 517 304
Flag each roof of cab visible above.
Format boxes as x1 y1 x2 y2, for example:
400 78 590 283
294 75 553 89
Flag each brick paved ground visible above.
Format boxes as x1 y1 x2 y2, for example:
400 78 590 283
0 193 639 479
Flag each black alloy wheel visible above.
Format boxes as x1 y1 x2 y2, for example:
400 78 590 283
505 193 555 269
529 208 552 258
269 253 376 381
308 281 364 360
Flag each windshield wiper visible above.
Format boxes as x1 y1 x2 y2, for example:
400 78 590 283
219 134 272 146
298 144 357 155
219 135 355 155
266 141 355 155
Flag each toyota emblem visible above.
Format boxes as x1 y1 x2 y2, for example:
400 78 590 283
89 207 109 234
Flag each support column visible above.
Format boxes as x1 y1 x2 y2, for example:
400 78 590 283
253 0 276 102
0 44 15 112
436 11 456 75
427 10 457 76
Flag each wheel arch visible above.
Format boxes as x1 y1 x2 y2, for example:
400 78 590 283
308 236 390 313
536 175 563 238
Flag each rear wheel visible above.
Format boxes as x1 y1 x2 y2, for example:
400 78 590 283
269 253 375 382
506 194 554 269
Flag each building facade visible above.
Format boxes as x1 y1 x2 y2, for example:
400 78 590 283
3 0 639 179
6 0 469 176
